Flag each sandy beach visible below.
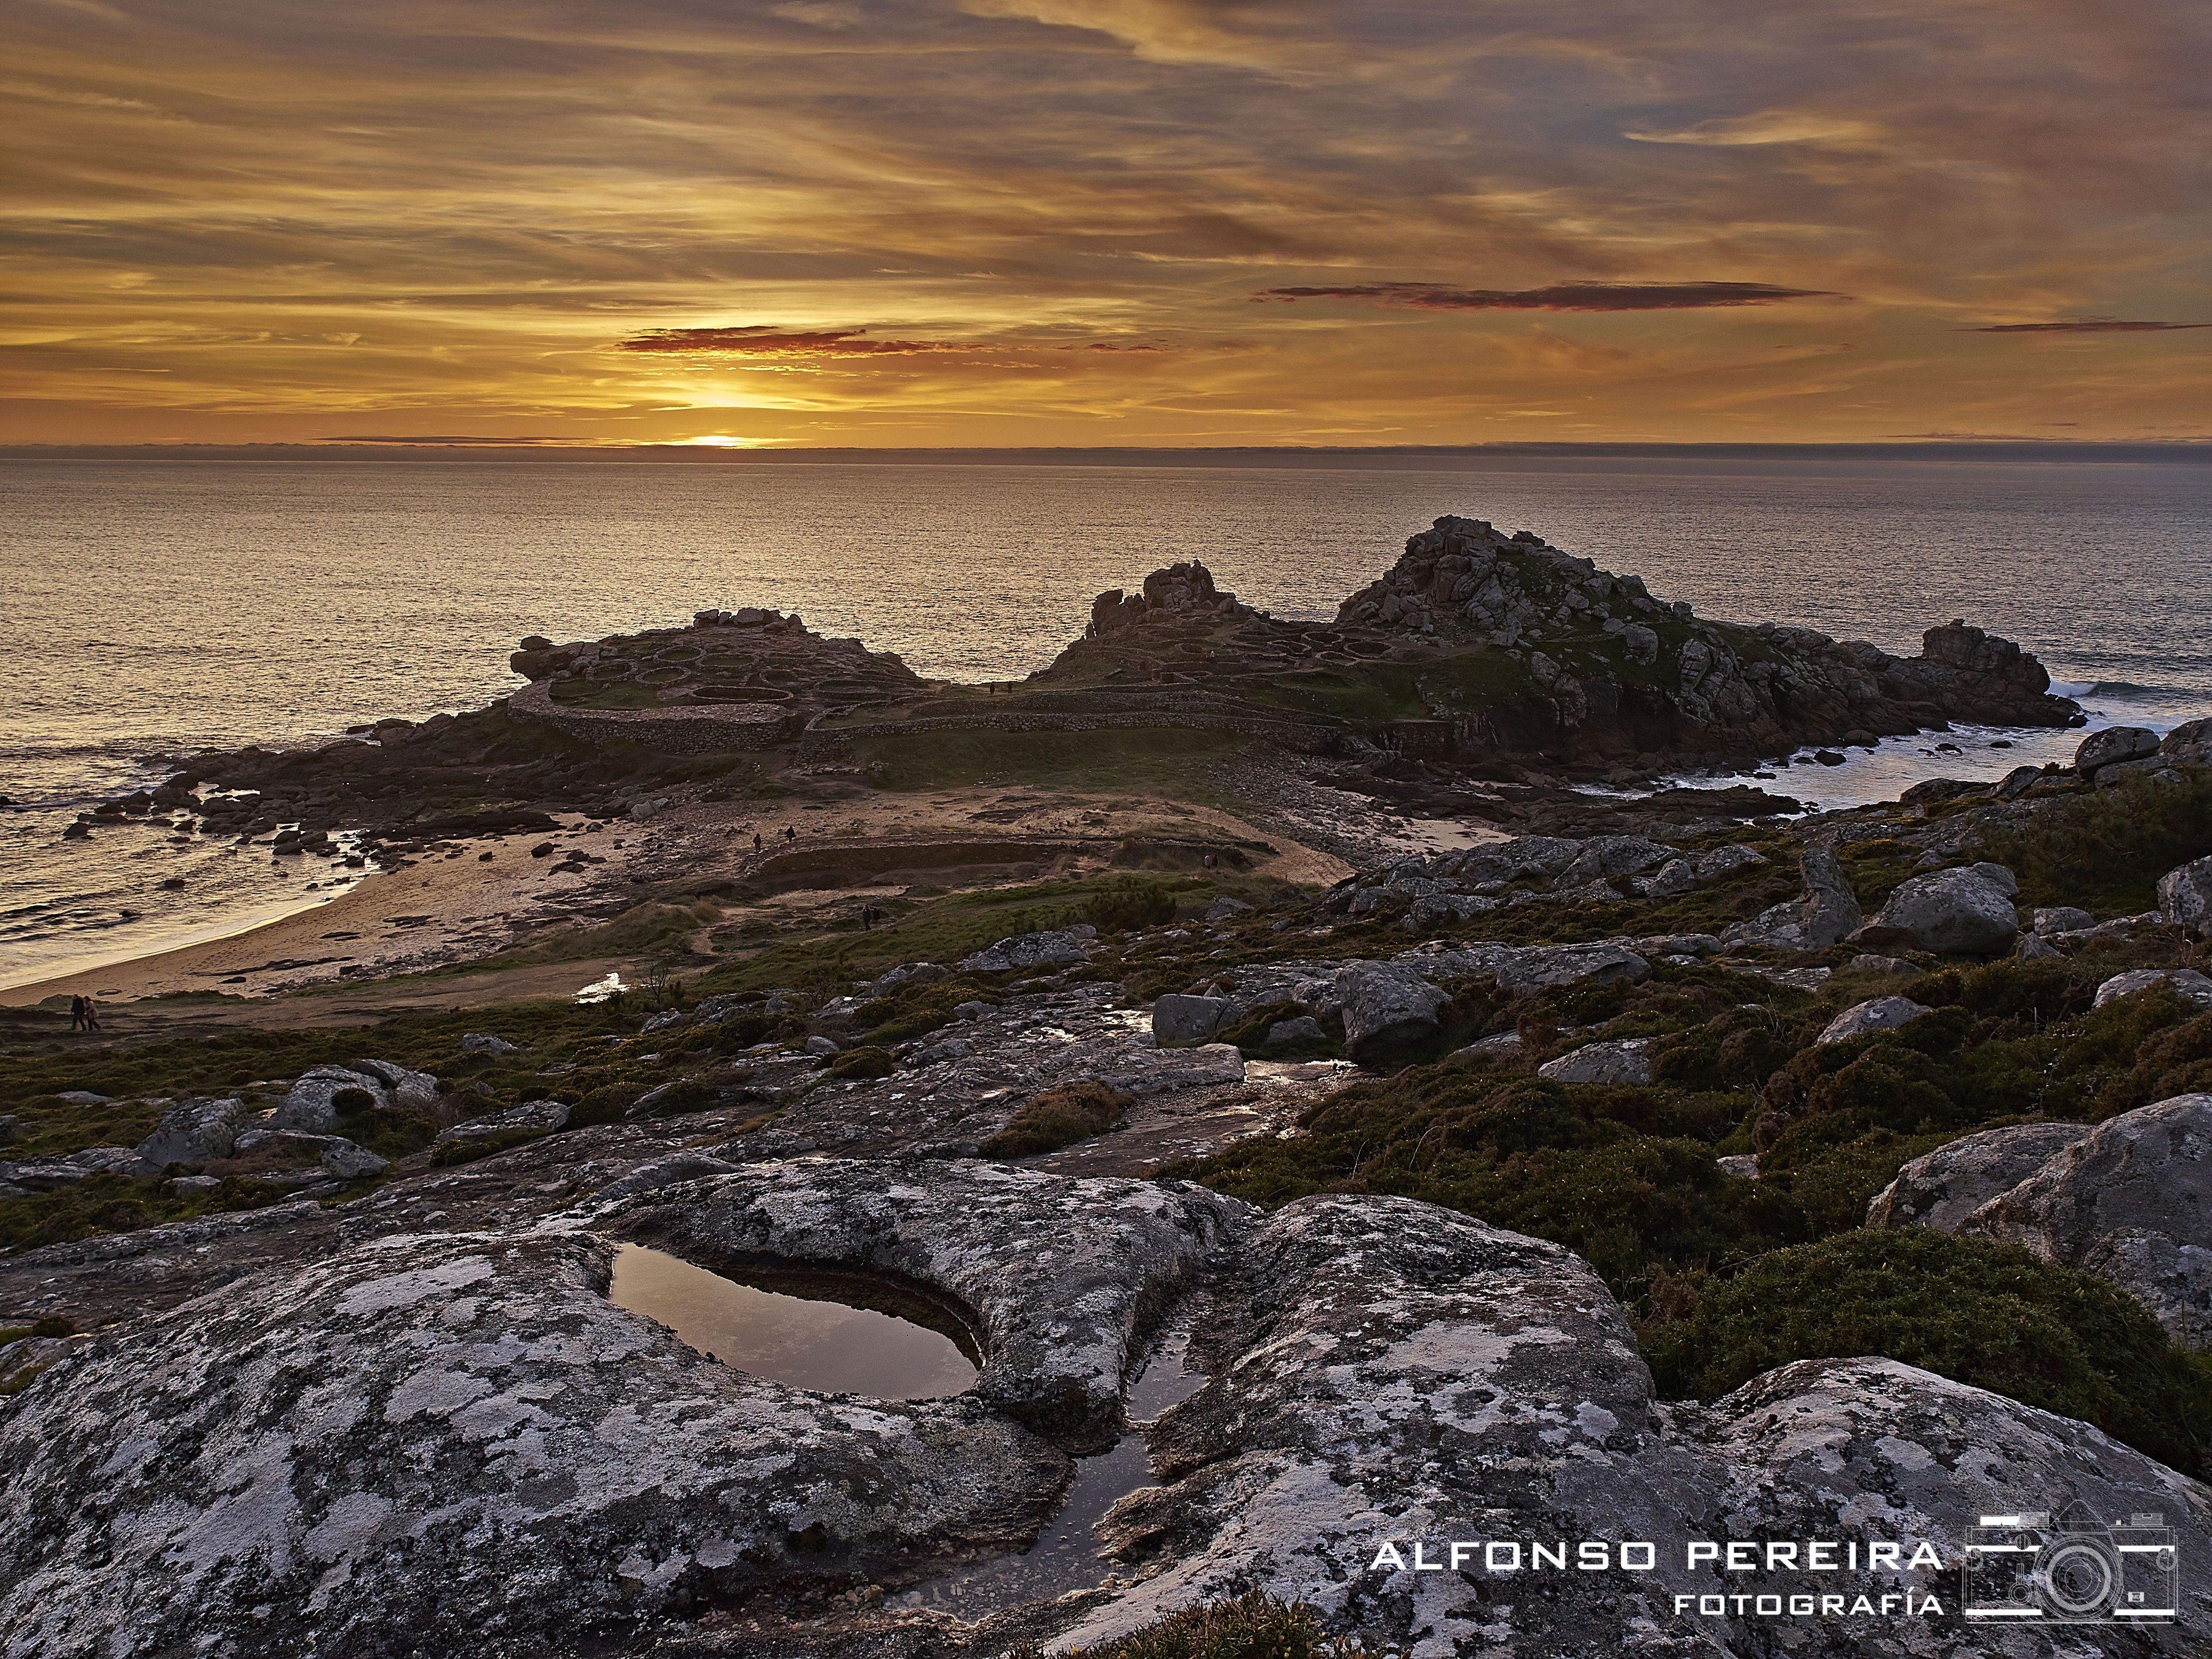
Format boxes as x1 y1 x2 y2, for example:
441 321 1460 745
0 783 1371 1018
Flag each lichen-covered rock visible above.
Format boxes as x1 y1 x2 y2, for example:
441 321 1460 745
2034 904 2095 936
1152 994 1230 1045
0 1227 1069 1659
1672 1356 2212 1653
132 1096 246 1167
1693 842 1769 881
1065 1194 2212 1657
1723 845 1863 950
2094 968 2212 1012
1960 1093 2212 1349
2077 724 2161 775
1815 996 1932 1046
962 925 1099 974
275 1059 440 1132
231 1127 389 1180
1852 865 2020 955
1328 961 1451 1060
600 1158 1253 1446
1552 835 1673 888
1399 939 1651 996
431 1098 571 1148
1068 1195 1707 1655
1536 1037 1653 1085
1866 1121 2094 1231
0 1144 156 1199
2157 854 2212 938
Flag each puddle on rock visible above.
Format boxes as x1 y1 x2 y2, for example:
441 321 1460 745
608 1243 979 1400
900 1333 1209 1615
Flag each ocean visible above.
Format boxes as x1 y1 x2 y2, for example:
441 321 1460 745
3 453 2207 988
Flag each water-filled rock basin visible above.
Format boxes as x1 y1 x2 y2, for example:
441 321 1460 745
608 1242 980 1399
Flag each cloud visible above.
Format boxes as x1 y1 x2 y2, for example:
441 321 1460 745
1625 112 1879 148
617 325 1181 357
1252 281 1848 312
769 1 866 27
1960 320 2211 333
9 0 2210 446
320 434 584 444
619 326 989 357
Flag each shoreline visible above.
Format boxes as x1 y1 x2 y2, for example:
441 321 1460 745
0 786 1357 1013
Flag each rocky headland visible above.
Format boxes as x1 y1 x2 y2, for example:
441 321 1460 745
6 519 2212 1659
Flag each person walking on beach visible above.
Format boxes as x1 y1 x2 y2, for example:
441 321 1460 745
752 832 763 852
82 997 102 1033
69 995 87 1031
783 826 797 842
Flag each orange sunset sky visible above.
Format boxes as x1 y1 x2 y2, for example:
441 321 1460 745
5 0 2208 449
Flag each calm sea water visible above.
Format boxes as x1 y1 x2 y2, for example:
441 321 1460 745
3 456 2207 987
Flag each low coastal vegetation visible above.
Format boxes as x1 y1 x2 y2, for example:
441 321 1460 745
1021 1592 1358 1658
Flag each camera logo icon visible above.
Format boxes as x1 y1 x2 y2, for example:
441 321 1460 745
1962 1509 2178 1624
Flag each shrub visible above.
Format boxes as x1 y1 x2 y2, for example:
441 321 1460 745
1980 769 2212 912
1082 876 1180 934
1641 1229 2212 1475
981 1081 1131 1158
0 1174 291 1252
1176 1068 1803 1298
334 1104 439 1158
825 1046 896 1082
427 1128 553 1167
1016 1590 1358 1659
856 980 992 1046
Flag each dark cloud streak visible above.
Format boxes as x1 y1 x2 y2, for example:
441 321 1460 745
1251 281 1849 312
617 325 1176 356
1961 320 2210 333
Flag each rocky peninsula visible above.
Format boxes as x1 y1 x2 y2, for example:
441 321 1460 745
5 517 2210 1659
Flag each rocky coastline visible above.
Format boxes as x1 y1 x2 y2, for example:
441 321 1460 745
5 520 2211 1659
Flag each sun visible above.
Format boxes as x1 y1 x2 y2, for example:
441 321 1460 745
661 433 779 448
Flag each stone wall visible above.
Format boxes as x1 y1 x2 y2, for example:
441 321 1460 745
507 681 805 754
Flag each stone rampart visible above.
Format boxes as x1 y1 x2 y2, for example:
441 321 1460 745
507 681 806 754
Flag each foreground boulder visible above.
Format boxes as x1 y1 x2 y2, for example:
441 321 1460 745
1062 1194 2212 1657
0 1225 1066 1659
2095 969 2212 1012
1328 962 1450 1060
1867 1121 2094 1231
1960 1093 2212 1350
1724 845 1862 950
132 1096 246 1167
603 1159 1250 1446
2159 855 2212 938
274 1059 439 1132
1852 865 2020 955
961 925 1098 974
1815 996 1931 1047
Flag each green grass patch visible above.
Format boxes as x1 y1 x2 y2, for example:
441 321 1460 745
0 1174 297 1254
850 726 1248 801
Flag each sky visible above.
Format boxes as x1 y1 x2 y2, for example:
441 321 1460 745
5 0 2209 448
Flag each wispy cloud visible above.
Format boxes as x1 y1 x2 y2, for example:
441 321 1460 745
1252 281 1848 312
619 327 993 357
1960 320 2211 333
